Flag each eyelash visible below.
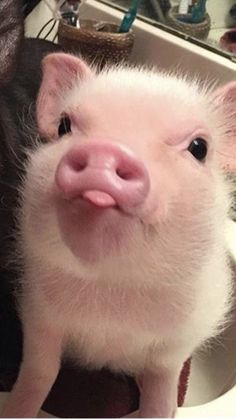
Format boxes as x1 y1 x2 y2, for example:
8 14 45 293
58 115 72 137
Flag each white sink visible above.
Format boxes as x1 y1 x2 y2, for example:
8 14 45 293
176 219 236 417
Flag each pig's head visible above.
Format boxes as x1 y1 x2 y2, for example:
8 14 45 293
19 53 236 284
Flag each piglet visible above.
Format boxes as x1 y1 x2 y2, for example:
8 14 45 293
1 53 235 418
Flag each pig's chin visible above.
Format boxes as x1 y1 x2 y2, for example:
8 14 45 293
56 198 139 263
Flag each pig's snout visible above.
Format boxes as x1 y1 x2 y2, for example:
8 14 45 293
55 141 150 209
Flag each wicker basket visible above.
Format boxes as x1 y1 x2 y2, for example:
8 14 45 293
58 19 135 68
166 6 211 40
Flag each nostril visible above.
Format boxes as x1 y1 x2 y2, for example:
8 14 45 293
116 164 142 181
116 168 134 181
71 161 87 172
70 155 88 173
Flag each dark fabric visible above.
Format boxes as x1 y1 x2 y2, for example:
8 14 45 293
0 366 139 417
0 361 190 417
0 38 61 371
22 0 42 17
43 360 191 417
0 0 23 84
43 366 140 418
178 358 191 407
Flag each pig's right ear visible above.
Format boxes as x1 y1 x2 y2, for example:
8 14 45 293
36 53 92 139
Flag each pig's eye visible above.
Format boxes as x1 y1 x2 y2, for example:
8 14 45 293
58 116 71 137
188 138 208 161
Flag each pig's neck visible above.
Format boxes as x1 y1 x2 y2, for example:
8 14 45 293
23 245 205 313
23 261 197 328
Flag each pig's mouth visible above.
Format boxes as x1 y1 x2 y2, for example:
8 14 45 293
78 189 120 210
57 184 144 218
56 190 139 228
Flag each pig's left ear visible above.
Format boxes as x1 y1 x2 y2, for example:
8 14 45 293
36 53 92 138
212 82 236 172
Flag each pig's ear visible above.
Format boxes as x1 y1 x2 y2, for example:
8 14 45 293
212 82 236 172
36 53 92 138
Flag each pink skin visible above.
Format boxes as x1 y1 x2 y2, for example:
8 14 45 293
55 141 150 209
55 141 150 261
1 53 236 418
2 318 62 418
137 370 179 417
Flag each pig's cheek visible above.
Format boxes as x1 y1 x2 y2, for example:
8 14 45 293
137 193 168 226
137 175 175 225
23 186 58 241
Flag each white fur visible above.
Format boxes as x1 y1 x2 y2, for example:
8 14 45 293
3 62 234 418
